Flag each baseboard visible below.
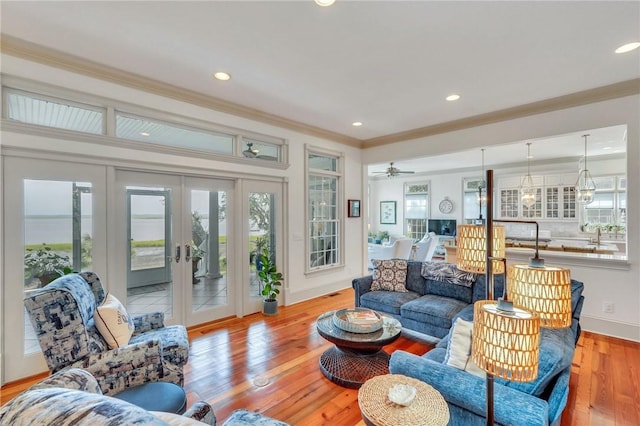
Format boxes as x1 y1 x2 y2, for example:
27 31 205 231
285 280 354 306
580 315 640 342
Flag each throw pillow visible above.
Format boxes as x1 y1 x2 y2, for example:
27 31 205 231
371 259 408 292
444 318 485 378
94 293 135 349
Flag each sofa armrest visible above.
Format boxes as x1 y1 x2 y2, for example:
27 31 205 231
133 312 165 334
184 401 217 425
352 275 373 307
29 368 102 394
389 351 550 426
73 339 180 395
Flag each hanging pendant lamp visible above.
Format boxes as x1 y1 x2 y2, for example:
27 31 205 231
575 134 597 205
520 142 536 208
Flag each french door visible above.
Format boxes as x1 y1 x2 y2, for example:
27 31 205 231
242 180 283 316
2 157 107 382
2 158 281 383
115 171 235 326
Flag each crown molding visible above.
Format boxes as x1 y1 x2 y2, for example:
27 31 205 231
363 79 640 147
2 35 638 151
0 34 362 148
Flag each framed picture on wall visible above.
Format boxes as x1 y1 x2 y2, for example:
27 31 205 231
380 201 396 224
348 199 361 217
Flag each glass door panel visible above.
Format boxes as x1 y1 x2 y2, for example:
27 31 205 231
244 180 282 316
190 190 227 311
125 186 173 319
186 176 235 326
23 180 94 354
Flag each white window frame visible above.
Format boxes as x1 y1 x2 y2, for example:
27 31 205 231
404 182 430 241
305 145 344 273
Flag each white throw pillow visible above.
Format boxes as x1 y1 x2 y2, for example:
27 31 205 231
94 293 135 349
444 318 485 378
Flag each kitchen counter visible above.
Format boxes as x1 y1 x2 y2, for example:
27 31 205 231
505 238 619 255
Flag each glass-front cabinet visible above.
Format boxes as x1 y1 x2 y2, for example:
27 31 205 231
497 174 581 220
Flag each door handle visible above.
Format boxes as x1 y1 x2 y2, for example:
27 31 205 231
175 244 181 262
185 243 192 262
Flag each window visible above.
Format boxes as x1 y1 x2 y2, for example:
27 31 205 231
404 183 429 241
463 178 486 223
116 112 234 154
3 84 286 165
583 175 626 233
307 149 342 271
5 89 105 135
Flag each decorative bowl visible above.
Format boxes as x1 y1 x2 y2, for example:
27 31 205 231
388 384 417 406
332 308 383 333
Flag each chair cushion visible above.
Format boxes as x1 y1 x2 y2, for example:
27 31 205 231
359 290 421 316
400 294 469 330
371 259 408 292
94 293 135 349
114 382 187 414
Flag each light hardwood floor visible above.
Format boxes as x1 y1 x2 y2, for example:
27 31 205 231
1 289 639 425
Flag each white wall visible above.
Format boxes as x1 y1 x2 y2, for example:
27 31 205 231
364 94 640 342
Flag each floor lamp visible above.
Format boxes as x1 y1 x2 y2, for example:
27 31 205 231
456 169 573 425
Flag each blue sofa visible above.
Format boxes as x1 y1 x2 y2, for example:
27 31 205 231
352 261 585 426
353 261 506 338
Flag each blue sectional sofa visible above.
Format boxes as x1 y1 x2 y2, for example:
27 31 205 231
352 260 585 426
353 260 505 338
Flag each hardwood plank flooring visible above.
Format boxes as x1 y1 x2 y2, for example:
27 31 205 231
2 289 639 425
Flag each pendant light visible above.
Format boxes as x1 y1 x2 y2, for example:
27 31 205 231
575 134 596 205
520 142 536 208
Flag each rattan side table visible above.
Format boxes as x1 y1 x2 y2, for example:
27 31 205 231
358 374 449 426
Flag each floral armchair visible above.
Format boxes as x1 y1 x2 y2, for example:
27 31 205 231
23 272 190 395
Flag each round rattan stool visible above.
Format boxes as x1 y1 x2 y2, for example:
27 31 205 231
358 374 449 426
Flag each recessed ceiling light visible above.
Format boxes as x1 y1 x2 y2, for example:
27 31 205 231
315 0 336 6
140 132 150 137
446 94 460 101
615 42 640 54
352 121 363 127
213 72 231 81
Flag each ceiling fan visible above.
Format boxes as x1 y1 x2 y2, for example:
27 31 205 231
374 162 415 178
242 142 259 158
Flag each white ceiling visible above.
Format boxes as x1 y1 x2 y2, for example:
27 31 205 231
1 1 637 168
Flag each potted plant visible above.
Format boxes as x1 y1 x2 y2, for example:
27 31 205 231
24 244 73 287
253 235 269 270
190 241 206 284
257 247 283 316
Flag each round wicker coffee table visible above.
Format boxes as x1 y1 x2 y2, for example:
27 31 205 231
358 374 449 426
316 310 402 389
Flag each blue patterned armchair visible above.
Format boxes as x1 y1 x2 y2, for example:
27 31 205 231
24 272 190 395
0 368 216 425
